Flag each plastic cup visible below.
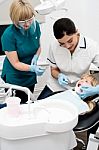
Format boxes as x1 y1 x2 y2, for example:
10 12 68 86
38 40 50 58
6 97 21 117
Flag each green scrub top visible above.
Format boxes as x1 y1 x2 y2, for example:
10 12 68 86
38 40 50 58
1 21 41 87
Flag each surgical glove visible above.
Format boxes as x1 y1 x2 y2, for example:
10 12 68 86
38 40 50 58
30 65 45 76
77 85 99 99
31 55 39 65
58 73 69 87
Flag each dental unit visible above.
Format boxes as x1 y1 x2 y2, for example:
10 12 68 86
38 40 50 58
0 83 78 150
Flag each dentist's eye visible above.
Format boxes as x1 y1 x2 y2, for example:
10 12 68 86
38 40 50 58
68 39 73 43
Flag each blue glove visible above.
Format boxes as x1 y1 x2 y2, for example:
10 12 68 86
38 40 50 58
30 65 45 76
31 55 39 65
58 73 69 87
77 85 99 99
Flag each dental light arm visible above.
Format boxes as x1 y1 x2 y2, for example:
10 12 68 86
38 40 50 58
34 0 66 15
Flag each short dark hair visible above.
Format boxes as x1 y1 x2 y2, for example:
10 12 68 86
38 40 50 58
53 18 77 39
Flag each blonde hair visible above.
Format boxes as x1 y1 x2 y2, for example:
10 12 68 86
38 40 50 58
81 73 99 87
79 73 99 114
10 0 35 25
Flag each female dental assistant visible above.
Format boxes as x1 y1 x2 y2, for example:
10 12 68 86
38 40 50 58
1 0 45 104
38 18 99 100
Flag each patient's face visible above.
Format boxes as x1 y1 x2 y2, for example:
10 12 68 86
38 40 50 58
75 76 92 93
76 76 92 87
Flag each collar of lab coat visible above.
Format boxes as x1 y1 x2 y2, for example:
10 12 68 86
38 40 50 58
78 34 86 49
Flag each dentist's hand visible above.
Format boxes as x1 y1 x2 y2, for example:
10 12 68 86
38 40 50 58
77 85 99 99
31 54 39 65
58 73 69 87
30 65 45 76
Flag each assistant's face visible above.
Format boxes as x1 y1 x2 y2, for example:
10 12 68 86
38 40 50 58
58 32 79 53
18 16 34 30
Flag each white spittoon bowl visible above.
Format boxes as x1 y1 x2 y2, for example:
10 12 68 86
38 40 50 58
38 99 78 133
0 98 78 141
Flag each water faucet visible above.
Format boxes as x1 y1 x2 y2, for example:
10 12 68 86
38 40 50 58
0 83 36 114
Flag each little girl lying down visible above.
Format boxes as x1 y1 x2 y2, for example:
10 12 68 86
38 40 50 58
75 73 99 95
46 73 99 114
75 73 99 113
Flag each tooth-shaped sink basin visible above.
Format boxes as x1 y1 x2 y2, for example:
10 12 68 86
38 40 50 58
0 99 78 140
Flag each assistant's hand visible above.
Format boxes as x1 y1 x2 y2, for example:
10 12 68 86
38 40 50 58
31 54 39 65
58 73 69 87
30 65 45 76
77 85 99 99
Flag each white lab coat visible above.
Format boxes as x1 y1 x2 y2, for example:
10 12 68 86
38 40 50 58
47 34 99 92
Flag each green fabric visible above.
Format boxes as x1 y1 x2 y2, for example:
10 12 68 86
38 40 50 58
1 21 41 87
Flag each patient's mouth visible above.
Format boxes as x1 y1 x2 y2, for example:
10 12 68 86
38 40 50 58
78 83 81 87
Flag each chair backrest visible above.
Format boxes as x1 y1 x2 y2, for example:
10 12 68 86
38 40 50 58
74 100 99 132
0 24 10 55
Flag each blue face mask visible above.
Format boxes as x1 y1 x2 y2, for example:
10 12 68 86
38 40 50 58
28 21 37 36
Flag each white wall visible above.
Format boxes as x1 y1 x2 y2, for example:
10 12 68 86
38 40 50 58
66 0 99 43
0 0 99 41
0 0 45 24
0 0 13 24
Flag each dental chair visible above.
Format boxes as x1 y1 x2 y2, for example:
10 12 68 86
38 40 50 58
41 90 99 149
86 127 99 150
73 95 99 149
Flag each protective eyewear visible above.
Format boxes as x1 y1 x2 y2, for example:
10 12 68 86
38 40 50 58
18 16 35 28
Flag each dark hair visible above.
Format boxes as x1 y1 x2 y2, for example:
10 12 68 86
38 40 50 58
53 18 77 39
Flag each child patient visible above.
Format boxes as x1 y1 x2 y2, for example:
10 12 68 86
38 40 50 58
47 73 99 114
75 73 99 95
75 73 99 113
